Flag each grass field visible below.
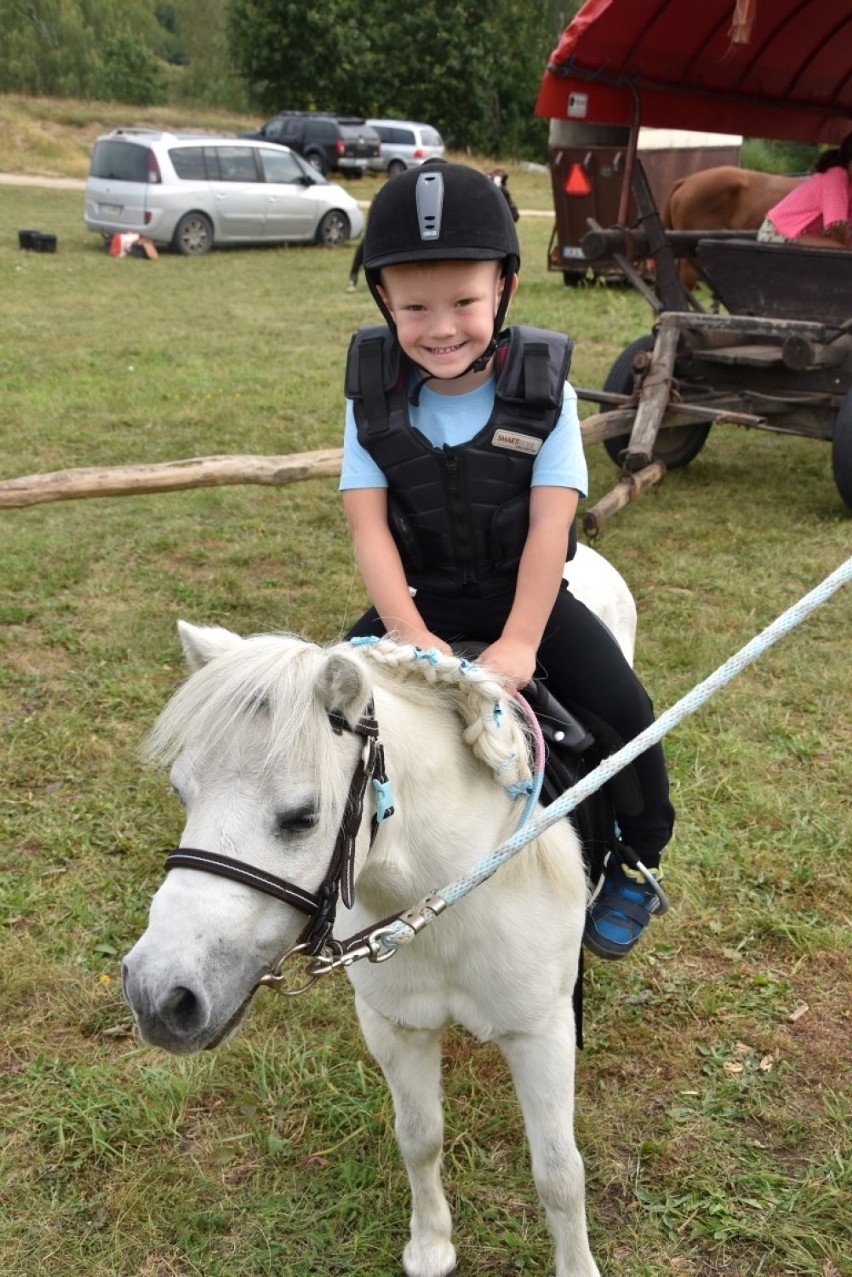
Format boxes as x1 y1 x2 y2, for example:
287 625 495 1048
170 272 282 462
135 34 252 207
1 97 851 1277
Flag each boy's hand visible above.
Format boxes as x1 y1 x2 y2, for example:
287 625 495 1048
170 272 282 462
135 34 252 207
395 627 453 657
478 636 537 692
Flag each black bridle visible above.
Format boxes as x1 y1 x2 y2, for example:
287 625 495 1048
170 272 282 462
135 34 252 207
164 702 393 959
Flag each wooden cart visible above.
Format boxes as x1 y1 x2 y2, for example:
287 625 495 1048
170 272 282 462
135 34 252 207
536 0 852 533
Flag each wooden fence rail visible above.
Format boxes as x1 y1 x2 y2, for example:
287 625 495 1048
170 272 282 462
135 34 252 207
0 412 640 510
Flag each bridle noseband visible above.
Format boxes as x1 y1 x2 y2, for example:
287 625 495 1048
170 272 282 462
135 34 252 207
164 701 394 970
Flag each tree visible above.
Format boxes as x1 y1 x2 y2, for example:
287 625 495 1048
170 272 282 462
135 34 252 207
0 0 164 98
225 0 581 157
95 31 163 104
226 0 374 114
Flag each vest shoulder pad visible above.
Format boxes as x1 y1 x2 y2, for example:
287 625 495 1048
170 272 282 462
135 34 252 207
496 326 574 410
345 325 400 400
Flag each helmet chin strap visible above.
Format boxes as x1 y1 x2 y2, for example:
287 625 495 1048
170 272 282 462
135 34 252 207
408 337 497 405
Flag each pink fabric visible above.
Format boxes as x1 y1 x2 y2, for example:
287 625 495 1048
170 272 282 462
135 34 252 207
768 167 852 239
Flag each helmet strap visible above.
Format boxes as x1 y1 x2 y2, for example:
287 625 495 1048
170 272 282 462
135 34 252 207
407 332 498 405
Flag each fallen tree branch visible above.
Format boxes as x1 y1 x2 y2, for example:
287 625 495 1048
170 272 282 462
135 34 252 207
0 449 344 509
1 415 670 510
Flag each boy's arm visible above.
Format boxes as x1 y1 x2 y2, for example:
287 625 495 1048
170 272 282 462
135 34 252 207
479 486 579 690
342 488 452 652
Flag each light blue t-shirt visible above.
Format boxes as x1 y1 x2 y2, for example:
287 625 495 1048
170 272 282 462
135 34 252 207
340 376 588 497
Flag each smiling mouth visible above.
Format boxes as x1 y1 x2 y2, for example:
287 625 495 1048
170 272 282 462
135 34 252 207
426 342 465 356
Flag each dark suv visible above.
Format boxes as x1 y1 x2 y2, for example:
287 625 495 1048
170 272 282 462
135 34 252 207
241 112 380 177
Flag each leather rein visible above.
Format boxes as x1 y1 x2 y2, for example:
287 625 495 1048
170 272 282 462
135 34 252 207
163 702 401 991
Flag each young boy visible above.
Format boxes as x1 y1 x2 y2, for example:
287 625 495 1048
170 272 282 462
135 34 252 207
340 160 674 957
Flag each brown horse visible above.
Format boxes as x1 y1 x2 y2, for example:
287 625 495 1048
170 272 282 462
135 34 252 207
661 165 803 286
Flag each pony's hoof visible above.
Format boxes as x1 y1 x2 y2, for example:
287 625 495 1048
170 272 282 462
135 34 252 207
402 1239 457 1277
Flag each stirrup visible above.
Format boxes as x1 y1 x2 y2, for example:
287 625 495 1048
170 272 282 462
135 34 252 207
612 844 669 914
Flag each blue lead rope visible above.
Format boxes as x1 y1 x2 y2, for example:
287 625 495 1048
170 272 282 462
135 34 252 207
372 556 852 954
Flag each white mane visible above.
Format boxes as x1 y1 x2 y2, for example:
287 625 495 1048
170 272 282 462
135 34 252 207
143 632 533 800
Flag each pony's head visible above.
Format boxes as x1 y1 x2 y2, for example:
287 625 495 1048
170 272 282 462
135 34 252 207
123 623 533 1054
124 623 380 1052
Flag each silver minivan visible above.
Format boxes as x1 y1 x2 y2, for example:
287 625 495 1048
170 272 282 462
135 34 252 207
84 128 365 255
366 120 445 176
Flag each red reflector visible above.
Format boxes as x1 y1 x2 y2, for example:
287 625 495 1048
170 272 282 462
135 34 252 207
413 148 424 158
337 140 344 155
144 212 152 225
564 163 591 196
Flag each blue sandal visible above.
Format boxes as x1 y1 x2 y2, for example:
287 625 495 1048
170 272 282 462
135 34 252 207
584 852 669 959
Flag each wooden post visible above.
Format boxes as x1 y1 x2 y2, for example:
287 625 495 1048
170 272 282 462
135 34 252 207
580 409 640 443
621 317 680 470
0 449 344 510
582 463 667 537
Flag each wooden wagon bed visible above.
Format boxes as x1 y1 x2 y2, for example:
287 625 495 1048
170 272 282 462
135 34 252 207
535 0 852 529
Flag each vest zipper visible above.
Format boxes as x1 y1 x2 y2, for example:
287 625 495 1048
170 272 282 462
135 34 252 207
442 449 476 591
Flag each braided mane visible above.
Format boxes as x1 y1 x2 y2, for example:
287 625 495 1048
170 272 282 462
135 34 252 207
143 631 534 809
348 637 533 796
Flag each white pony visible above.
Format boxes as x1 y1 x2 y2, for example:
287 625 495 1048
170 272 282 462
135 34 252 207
123 544 635 1277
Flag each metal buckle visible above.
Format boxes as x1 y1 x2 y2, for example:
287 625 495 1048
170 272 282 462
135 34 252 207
258 893 450 991
258 941 333 996
366 893 448 962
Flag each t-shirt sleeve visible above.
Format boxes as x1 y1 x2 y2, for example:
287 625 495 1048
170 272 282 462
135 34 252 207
822 165 851 229
339 398 387 490
531 382 588 497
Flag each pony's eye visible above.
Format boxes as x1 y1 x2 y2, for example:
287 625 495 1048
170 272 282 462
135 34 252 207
274 810 318 836
171 784 186 808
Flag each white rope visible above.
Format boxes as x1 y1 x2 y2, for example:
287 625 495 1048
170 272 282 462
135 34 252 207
377 556 852 951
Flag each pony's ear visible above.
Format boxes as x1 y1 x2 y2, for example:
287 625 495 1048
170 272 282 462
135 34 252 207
316 651 371 727
177 620 244 673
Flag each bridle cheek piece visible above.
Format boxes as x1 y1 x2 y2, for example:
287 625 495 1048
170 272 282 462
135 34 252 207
163 701 394 968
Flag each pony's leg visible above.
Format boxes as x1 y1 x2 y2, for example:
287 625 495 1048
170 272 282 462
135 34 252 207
355 995 456 1277
497 996 600 1277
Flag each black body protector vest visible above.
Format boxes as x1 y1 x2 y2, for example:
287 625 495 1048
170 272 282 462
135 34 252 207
345 324 575 597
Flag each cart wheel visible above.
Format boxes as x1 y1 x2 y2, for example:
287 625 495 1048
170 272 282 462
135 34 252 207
601 334 711 469
831 389 852 511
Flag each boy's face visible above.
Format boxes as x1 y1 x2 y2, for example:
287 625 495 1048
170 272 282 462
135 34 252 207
377 258 516 391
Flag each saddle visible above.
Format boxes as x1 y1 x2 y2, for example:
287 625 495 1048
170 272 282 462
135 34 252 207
522 676 643 890
453 641 641 889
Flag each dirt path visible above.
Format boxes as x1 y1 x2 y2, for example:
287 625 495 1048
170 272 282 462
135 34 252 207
1 173 86 189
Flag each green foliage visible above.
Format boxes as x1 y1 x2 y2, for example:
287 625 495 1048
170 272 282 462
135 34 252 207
0 0 575 144
94 32 163 104
168 0 248 109
226 0 576 157
0 0 162 98
226 0 374 114
741 137 820 174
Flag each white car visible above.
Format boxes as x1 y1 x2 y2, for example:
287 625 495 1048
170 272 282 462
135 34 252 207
84 128 364 255
366 120 445 176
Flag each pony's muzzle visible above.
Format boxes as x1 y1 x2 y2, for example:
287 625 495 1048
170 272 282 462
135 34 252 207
121 957 214 1053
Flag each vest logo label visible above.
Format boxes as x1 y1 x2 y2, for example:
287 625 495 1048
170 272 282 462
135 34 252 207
491 429 542 456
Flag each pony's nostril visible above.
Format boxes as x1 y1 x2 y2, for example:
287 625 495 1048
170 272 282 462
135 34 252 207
163 985 206 1033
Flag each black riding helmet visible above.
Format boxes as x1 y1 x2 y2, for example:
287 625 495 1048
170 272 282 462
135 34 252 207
363 159 521 377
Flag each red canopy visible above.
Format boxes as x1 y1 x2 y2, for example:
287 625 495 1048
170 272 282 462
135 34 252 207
536 0 852 144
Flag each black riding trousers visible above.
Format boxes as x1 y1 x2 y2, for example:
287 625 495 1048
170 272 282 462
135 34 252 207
346 580 675 865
